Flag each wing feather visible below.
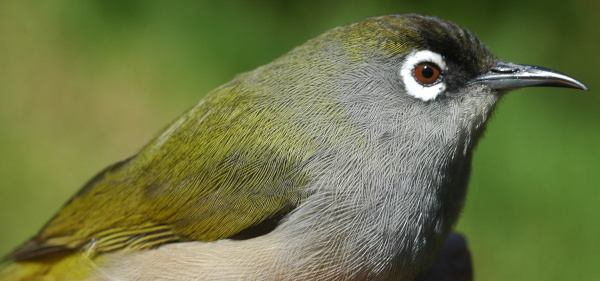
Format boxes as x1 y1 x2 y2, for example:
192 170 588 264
10 82 312 260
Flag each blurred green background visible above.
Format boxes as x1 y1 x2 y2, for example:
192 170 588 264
0 1 598 280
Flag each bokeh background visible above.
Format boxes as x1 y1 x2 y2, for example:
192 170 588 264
0 1 598 280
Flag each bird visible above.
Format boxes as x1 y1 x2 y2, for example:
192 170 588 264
0 14 588 281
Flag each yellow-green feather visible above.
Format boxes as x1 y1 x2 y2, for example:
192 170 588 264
14 77 321 261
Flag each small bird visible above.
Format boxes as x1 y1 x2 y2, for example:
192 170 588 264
0 14 587 281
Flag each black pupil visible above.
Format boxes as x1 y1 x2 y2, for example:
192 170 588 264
421 65 434 79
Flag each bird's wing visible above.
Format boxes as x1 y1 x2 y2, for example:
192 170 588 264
10 82 312 260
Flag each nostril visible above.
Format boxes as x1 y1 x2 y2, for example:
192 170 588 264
491 63 519 73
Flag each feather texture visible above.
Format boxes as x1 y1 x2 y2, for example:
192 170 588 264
2 14 502 281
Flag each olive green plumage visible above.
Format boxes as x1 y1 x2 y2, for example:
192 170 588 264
0 14 586 281
14 70 316 258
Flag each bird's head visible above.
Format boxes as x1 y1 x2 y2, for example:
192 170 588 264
281 14 588 154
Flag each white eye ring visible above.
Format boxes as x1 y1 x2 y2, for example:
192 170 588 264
400 50 447 101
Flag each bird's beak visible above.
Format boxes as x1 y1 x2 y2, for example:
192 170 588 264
469 62 589 91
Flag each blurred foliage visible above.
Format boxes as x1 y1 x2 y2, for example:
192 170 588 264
0 1 598 280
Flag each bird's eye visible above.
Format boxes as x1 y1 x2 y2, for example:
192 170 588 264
414 63 441 85
400 50 448 101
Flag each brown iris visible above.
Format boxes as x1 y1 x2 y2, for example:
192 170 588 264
414 63 441 85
